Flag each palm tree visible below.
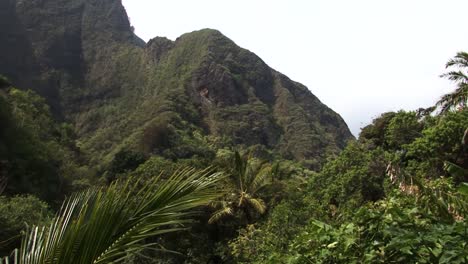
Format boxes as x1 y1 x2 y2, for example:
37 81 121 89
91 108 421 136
436 52 468 114
0 168 222 264
209 151 271 224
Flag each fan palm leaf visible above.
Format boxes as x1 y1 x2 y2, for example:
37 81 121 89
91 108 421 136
1 167 222 264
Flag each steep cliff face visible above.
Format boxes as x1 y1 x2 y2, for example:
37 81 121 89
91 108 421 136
3 0 143 115
0 0 353 168
0 0 39 91
139 29 352 164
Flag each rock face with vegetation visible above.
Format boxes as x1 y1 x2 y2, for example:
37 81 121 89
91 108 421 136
1 1 468 263
0 0 352 169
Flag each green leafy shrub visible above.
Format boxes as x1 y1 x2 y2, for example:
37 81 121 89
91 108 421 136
405 109 468 179
0 195 52 256
359 112 396 147
308 141 388 216
287 187 468 264
384 111 423 150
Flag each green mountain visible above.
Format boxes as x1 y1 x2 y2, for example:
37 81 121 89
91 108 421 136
0 0 352 169
1 1 468 263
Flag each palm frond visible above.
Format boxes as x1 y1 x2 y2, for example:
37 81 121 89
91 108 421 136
445 52 468 68
209 152 272 224
244 197 266 215
271 161 280 181
1 168 222 264
436 53 468 114
249 166 271 194
435 83 468 114
440 71 468 83
208 206 234 224
436 93 457 114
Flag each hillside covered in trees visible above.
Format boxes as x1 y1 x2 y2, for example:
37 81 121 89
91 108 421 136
1 0 467 263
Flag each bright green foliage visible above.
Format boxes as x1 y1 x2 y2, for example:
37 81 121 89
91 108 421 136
360 111 424 151
359 112 396 147
405 109 468 179
227 198 315 263
220 160 320 262
384 111 423 149
0 168 222 264
227 105 468 263
233 177 468 264
309 141 388 215
288 189 468 264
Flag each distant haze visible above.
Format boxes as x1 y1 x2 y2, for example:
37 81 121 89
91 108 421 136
122 0 468 136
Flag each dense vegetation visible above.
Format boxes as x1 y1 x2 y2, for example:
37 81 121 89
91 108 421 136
225 109 468 263
1 50 467 263
0 1 467 262
217 53 468 263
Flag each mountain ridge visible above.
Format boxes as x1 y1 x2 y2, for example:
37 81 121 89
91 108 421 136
0 0 353 168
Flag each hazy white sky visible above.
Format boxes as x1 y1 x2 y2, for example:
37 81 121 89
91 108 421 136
122 0 468 136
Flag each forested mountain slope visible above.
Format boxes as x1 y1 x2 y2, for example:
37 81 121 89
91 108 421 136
0 0 352 169
1 1 468 263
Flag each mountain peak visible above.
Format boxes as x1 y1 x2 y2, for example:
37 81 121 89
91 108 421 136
0 4 353 168
175 28 237 52
179 28 225 39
